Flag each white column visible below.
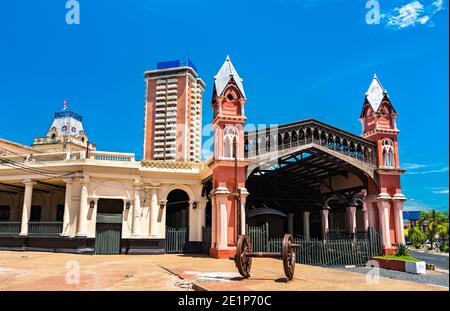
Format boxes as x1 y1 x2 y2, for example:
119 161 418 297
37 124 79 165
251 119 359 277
321 209 329 240
346 205 357 237
303 211 310 240
288 213 294 235
149 188 159 237
76 177 89 237
393 200 405 244
219 199 228 247
20 180 36 236
240 188 249 235
61 178 73 236
377 199 392 248
132 185 142 237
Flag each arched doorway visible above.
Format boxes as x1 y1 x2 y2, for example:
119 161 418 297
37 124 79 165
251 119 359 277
165 189 189 253
166 189 189 228
95 199 124 255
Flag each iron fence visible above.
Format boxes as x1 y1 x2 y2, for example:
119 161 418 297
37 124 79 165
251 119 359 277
246 224 382 267
0 222 21 235
28 222 63 237
166 226 188 254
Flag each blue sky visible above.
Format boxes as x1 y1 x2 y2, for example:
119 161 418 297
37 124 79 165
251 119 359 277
0 0 448 212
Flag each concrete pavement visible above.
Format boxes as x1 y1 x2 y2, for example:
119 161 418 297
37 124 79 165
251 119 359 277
0 251 447 291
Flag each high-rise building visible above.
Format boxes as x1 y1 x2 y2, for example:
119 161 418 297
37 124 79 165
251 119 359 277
143 59 205 162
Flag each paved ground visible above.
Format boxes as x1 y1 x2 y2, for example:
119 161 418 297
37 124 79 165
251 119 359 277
410 250 449 270
0 251 447 291
0 251 190 291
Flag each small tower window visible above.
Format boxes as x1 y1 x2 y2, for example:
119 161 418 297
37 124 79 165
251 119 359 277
227 93 235 101
71 127 76 133
382 138 395 168
51 133 56 140
62 125 67 132
223 126 239 159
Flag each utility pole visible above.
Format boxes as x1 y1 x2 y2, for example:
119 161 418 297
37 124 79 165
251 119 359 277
432 209 436 249
233 137 241 240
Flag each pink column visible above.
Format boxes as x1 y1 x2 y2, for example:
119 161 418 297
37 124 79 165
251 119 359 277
362 200 369 231
346 205 356 237
393 199 406 244
377 198 392 249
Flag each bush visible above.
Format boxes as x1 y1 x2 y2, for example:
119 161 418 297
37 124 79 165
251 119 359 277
395 243 409 257
440 241 449 253
414 242 422 249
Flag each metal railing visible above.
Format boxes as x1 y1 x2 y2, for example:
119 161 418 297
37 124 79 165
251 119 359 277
0 222 21 235
1 150 136 165
245 137 376 165
165 227 188 253
244 119 378 165
28 222 63 237
89 151 135 162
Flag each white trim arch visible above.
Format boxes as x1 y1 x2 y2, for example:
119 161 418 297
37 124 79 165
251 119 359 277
381 138 395 168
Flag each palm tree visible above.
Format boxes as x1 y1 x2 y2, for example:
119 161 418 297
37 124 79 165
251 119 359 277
408 226 426 248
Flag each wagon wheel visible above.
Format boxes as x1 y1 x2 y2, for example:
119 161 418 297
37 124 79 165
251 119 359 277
235 235 253 278
282 234 296 280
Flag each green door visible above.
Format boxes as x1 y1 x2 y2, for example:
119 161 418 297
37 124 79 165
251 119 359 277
95 213 122 255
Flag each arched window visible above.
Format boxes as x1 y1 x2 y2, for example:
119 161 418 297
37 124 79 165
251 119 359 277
223 126 238 159
382 138 395 168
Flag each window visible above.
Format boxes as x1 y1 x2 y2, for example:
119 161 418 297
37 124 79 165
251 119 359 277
0 206 10 221
56 205 64 222
382 138 395 168
223 126 238 159
51 133 56 140
30 206 42 222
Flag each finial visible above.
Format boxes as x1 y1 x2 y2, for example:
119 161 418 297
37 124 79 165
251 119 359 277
373 73 378 79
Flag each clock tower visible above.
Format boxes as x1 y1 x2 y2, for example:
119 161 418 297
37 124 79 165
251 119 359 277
360 74 406 253
209 56 249 259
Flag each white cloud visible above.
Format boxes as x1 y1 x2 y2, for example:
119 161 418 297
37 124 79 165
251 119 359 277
402 163 428 170
432 187 449 194
404 199 431 211
385 0 446 29
433 0 444 12
387 1 426 29
407 166 449 175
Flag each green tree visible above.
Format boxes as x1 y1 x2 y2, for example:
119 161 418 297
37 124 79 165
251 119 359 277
437 222 449 240
408 226 427 247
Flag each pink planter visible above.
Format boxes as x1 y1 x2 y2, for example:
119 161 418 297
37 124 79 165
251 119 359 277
374 258 427 274
375 258 406 272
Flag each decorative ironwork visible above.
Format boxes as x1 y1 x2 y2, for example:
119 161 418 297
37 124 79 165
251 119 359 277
244 119 377 165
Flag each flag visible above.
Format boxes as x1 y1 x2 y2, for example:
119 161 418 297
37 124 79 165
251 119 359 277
63 99 68 111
